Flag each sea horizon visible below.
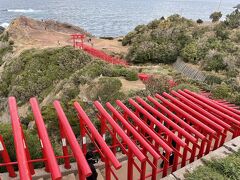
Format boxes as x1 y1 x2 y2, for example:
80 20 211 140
0 0 239 37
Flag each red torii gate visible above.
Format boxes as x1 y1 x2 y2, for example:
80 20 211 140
70 34 128 66
0 90 240 179
71 34 85 49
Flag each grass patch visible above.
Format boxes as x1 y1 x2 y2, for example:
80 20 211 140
185 149 240 180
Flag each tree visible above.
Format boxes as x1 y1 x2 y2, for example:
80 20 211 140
210 12 222 22
181 42 199 63
196 19 203 24
203 52 227 72
126 41 178 64
225 9 240 28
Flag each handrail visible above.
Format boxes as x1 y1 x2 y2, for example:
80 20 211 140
184 89 240 124
53 101 92 178
94 101 146 162
134 97 197 143
106 102 160 160
171 91 231 129
162 92 224 132
129 98 187 147
8 97 32 180
214 100 240 115
116 100 173 154
144 96 205 140
155 94 215 135
73 102 122 169
30 98 62 180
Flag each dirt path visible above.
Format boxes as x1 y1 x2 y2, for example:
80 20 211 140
119 77 146 93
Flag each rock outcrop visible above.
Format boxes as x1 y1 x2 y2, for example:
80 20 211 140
6 16 91 48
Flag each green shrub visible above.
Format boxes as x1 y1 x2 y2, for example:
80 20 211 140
0 43 13 65
211 83 232 99
145 76 171 95
127 90 149 99
122 31 137 46
205 74 223 85
210 12 222 22
86 77 125 105
124 14 196 65
215 28 230 40
125 70 138 81
181 42 200 63
224 9 240 29
203 52 227 72
172 83 200 92
134 25 147 33
77 60 138 81
0 123 42 172
62 85 79 102
127 41 178 64
232 31 240 43
226 68 239 78
147 19 162 29
234 94 240 105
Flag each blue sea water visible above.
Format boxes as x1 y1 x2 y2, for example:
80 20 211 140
0 0 239 37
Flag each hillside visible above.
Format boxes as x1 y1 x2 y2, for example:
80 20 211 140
0 12 240 176
122 10 240 105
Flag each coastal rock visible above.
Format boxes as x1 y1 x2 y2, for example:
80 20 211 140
8 16 90 36
6 16 91 48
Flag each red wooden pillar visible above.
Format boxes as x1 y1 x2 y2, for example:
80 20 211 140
59 122 71 169
0 135 16 177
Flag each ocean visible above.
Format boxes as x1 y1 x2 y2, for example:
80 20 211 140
0 0 239 37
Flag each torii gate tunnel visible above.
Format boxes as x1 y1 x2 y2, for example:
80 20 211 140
71 34 128 66
0 90 240 180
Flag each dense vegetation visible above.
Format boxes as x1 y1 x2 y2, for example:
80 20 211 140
123 14 194 64
185 149 240 180
0 32 13 65
0 46 92 104
0 123 44 172
123 10 240 69
0 46 138 105
123 9 240 105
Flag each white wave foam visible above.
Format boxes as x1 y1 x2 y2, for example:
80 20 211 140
0 23 9 28
7 8 41 13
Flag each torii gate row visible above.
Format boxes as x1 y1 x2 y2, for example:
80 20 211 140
0 90 240 180
70 34 128 66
